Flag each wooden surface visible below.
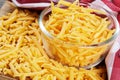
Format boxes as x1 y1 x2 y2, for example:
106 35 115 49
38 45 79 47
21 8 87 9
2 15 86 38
0 0 5 7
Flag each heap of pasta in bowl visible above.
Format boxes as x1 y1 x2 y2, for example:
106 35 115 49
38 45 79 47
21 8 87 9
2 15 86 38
39 0 120 68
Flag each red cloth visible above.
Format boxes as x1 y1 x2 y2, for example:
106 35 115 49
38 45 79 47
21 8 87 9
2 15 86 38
113 0 120 8
110 49 120 80
101 0 120 23
82 0 120 23
80 0 94 3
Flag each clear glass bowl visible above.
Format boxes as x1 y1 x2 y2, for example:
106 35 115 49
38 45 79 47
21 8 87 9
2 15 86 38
39 3 120 69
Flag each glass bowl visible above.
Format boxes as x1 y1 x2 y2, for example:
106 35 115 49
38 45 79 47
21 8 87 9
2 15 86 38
39 3 120 69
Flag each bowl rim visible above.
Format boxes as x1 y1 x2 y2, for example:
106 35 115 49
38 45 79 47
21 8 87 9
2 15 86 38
39 3 120 48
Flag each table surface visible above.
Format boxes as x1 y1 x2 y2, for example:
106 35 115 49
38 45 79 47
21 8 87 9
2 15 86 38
0 0 5 8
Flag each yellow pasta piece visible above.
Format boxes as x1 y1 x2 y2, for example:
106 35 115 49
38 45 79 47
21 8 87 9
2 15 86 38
4 15 17 25
49 69 66 80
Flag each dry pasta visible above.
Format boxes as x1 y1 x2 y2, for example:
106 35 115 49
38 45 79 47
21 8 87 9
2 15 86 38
0 7 107 80
42 0 115 67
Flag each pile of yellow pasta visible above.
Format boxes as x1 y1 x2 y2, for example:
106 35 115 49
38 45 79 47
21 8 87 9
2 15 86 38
46 0 114 44
0 8 107 80
42 0 115 67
